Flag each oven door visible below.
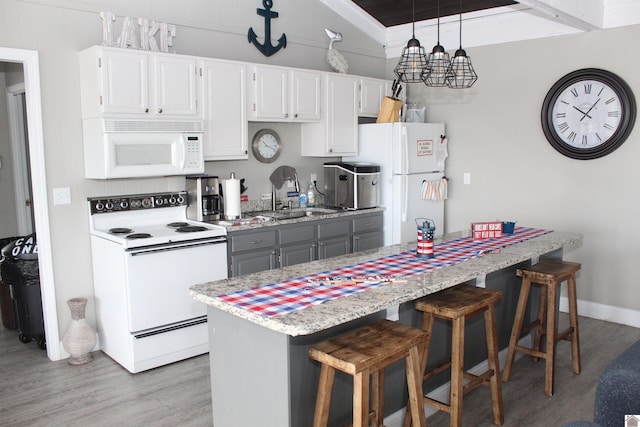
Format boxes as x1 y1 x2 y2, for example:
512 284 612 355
124 237 227 333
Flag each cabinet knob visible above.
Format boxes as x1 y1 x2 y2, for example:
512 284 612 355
157 108 163 113
284 113 289 118
145 108 149 113
294 113 298 118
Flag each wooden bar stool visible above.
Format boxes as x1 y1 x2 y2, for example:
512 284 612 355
502 259 581 397
308 319 429 427
405 284 504 427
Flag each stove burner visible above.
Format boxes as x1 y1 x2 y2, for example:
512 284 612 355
167 222 189 228
175 226 208 233
109 227 133 235
126 233 153 239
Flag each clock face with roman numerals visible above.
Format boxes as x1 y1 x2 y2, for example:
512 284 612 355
541 69 636 160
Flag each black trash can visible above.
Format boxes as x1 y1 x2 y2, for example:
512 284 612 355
0 236 20 330
0 234 45 349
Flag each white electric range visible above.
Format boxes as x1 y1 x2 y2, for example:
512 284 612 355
87 191 227 373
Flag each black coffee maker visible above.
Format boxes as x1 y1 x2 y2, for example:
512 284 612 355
186 175 221 221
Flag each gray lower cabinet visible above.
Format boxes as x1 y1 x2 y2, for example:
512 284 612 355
228 211 382 277
317 217 351 260
317 236 350 259
352 231 382 252
278 223 317 268
230 248 277 276
352 214 384 252
228 229 277 277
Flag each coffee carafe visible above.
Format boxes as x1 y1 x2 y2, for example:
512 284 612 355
186 175 221 221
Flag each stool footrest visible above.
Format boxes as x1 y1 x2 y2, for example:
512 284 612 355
423 396 452 413
423 361 452 382
556 327 574 343
463 370 496 394
521 319 542 335
515 345 547 359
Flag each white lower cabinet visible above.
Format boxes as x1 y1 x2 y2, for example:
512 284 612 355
301 73 359 157
200 59 248 160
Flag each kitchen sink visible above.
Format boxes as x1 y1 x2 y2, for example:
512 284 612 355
248 207 342 220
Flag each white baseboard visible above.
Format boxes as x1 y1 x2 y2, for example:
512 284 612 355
383 335 532 427
560 296 640 328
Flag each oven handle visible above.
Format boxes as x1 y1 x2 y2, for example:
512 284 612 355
126 236 227 256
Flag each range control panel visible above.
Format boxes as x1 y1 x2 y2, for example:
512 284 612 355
88 191 187 215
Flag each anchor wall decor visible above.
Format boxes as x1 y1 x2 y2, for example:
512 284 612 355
248 0 287 57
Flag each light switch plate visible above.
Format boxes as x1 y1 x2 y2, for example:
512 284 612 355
53 187 71 205
464 173 471 185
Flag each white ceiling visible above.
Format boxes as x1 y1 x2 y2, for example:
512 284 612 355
320 0 640 58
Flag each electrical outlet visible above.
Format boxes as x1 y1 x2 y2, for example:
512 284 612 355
310 173 317 183
464 173 471 185
261 193 272 200
53 187 71 205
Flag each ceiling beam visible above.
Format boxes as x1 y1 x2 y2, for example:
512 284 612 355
516 0 603 30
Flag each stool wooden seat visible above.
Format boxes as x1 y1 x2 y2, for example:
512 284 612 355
502 259 581 397
309 319 429 427
405 284 504 427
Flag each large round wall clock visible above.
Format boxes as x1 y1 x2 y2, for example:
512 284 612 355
251 129 281 163
541 68 636 160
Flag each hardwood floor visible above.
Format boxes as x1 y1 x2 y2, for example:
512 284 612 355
1 314 639 427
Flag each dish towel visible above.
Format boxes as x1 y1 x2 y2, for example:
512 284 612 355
421 178 448 201
436 137 448 168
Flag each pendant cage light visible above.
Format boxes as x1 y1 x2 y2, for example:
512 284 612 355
447 0 478 88
394 0 429 83
424 0 454 87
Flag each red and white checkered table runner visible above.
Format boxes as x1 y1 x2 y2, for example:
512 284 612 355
217 227 550 317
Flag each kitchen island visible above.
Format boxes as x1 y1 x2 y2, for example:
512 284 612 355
190 229 582 427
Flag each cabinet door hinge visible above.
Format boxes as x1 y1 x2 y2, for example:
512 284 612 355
98 57 102 68
99 95 103 106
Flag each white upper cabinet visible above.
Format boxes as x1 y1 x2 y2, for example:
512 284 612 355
200 59 248 160
248 64 321 122
301 73 358 157
79 46 199 119
359 77 389 118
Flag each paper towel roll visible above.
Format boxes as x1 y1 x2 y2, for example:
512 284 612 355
223 178 241 219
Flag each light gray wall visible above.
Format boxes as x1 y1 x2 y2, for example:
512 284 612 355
405 25 640 314
0 0 387 335
0 70 19 238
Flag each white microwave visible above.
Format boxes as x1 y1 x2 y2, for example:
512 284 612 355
82 118 205 179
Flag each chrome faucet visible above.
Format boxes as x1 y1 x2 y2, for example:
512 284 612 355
272 184 277 210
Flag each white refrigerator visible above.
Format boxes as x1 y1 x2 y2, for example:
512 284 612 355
344 122 447 246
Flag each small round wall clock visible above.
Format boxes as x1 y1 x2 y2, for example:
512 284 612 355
541 68 636 160
251 129 281 163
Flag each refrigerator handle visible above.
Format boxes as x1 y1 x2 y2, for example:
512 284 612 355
401 127 408 175
401 174 408 222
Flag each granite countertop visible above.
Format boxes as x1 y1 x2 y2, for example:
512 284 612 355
211 206 385 232
190 229 583 336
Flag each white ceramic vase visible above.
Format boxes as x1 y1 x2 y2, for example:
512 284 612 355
62 297 96 365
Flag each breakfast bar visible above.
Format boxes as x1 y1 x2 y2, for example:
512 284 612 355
190 228 582 427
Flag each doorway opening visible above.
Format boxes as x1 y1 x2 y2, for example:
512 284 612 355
7 83 35 235
1 48 59 360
